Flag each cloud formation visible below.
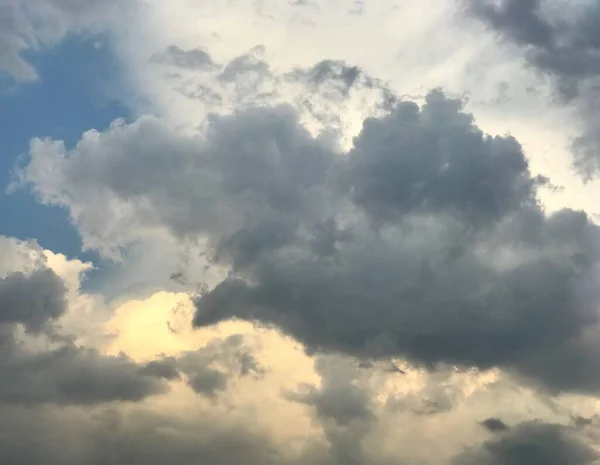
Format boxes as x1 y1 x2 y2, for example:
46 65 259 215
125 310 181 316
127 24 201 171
7 2 600 463
16 86 600 395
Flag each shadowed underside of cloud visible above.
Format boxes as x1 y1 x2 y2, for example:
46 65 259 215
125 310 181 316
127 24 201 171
0 237 171 405
454 421 598 465
0 268 66 333
16 84 600 393
0 404 288 465
175 333 265 398
0 344 170 404
465 0 600 175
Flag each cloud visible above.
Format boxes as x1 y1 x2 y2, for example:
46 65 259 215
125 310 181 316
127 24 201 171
139 356 181 380
0 268 67 333
481 418 510 433
0 0 127 83
338 89 546 224
16 86 600 394
150 45 217 71
177 334 265 398
0 344 169 405
0 236 171 405
454 420 598 465
10 2 600 464
465 0 600 175
17 106 335 257
285 355 374 426
0 404 289 465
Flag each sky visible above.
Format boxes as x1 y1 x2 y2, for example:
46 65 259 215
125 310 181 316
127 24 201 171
3 0 600 464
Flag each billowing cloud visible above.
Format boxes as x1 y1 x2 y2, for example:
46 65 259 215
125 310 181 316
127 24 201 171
0 267 66 332
17 105 335 257
16 85 600 395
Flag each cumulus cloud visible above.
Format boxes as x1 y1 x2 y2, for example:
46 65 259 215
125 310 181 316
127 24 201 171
466 0 600 175
16 85 600 395
17 106 335 257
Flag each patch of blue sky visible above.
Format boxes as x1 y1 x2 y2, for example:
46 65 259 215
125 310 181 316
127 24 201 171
0 33 131 264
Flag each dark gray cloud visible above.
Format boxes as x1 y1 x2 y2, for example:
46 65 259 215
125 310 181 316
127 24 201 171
466 0 600 86
481 418 510 433
140 356 181 380
0 268 67 333
338 89 545 225
454 421 598 465
0 404 288 465
465 0 600 175
0 344 170 405
176 334 264 398
193 92 600 394
186 367 228 397
17 84 600 394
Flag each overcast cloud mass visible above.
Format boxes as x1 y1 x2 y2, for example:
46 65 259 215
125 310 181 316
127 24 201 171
3 0 600 464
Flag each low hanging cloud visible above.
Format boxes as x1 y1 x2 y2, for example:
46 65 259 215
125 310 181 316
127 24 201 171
16 85 600 395
465 0 600 175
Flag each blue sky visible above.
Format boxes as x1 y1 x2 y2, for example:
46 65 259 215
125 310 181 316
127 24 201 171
0 34 129 260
